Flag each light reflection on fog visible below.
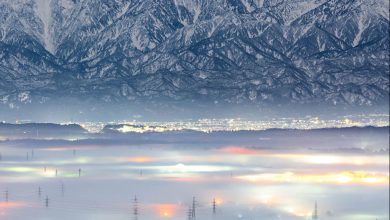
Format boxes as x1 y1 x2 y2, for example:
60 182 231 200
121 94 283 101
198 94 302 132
0 132 388 220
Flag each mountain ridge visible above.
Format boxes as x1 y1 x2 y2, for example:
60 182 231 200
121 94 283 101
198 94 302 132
0 0 389 109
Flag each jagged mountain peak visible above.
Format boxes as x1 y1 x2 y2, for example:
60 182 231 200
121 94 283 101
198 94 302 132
0 0 388 109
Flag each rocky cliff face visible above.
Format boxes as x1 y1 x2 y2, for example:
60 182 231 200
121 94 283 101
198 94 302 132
0 0 389 109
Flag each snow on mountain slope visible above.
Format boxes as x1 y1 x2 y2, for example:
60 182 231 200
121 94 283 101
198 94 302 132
0 0 388 108
35 0 55 53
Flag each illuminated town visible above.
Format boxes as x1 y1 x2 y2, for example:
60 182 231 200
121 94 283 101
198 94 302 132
72 114 389 133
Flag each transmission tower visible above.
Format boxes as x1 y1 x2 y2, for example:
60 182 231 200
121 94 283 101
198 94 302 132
45 196 49 208
4 189 8 202
312 201 318 219
133 196 139 220
187 206 193 220
192 197 196 220
212 198 217 215
38 186 42 198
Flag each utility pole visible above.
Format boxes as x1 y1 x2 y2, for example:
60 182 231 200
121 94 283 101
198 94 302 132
38 186 42 198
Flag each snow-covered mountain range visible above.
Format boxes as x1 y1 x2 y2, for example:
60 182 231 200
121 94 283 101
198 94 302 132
0 0 389 108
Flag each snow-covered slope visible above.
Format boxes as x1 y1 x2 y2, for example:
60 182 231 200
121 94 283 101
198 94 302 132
0 0 389 108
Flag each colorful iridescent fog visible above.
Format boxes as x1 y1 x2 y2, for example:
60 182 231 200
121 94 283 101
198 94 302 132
0 127 389 220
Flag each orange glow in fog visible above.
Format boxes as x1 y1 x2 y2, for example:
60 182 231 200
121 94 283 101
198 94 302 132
127 157 155 163
220 147 259 155
214 197 224 205
0 202 27 208
272 153 389 166
153 204 177 218
237 171 389 185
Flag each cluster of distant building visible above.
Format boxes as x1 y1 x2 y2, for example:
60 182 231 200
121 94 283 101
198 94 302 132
69 115 389 133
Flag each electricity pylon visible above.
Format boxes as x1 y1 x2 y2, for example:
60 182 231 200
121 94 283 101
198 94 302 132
312 201 318 219
133 196 139 220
